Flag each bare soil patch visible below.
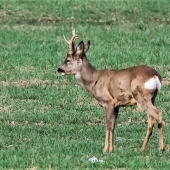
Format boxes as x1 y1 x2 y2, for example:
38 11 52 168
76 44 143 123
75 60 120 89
29 17 60 25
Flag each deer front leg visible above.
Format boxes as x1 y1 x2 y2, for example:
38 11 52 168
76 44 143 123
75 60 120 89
104 106 119 152
104 126 110 152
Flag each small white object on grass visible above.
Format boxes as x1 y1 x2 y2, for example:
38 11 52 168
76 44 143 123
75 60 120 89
88 157 104 163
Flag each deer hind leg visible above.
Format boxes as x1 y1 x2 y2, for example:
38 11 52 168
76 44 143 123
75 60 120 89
104 106 119 152
145 105 165 150
133 92 165 151
141 92 156 151
141 115 154 151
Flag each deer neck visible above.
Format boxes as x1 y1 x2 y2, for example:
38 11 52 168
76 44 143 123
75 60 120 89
75 56 97 87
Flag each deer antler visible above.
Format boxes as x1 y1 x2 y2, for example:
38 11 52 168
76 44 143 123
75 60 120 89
63 30 80 54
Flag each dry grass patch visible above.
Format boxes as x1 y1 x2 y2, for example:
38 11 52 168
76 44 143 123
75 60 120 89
0 42 18 50
0 79 51 88
13 79 51 88
15 66 36 74
0 78 71 89
162 78 170 85
0 10 6 18
0 104 13 113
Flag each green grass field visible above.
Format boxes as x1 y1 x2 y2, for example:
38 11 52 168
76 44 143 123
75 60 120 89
0 0 170 169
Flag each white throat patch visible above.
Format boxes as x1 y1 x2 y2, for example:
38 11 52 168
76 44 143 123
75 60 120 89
144 76 161 91
75 72 81 80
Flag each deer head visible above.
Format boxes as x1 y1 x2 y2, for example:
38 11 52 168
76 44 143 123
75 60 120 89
58 30 90 75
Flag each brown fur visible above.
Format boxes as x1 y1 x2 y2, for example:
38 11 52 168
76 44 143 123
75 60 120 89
58 30 165 152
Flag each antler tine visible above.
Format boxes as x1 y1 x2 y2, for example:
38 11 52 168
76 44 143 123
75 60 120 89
71 29 80 42
63 30 80 54
63 35 70 44
72 29 76 36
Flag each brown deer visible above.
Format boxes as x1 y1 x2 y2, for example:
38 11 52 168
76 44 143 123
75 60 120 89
58 30 165 152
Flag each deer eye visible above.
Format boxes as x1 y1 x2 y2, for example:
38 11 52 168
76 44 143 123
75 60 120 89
66 59 70 63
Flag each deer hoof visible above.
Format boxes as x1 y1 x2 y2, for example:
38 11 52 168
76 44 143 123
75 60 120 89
141 147 146 151
159 145 165 151
109 148 114 152
104 148 109 153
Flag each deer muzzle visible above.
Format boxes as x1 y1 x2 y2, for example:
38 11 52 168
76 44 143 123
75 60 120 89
57 68 65 75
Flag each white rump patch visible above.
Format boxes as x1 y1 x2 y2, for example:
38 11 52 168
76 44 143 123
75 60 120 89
144 76 161 91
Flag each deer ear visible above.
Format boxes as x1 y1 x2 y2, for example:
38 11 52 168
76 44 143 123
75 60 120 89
76 41 84 56
84 41 90 53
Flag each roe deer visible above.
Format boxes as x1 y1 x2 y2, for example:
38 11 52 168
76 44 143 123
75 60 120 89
58 30 165 152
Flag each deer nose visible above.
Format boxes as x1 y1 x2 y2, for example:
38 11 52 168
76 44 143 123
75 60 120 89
57 68 64 73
